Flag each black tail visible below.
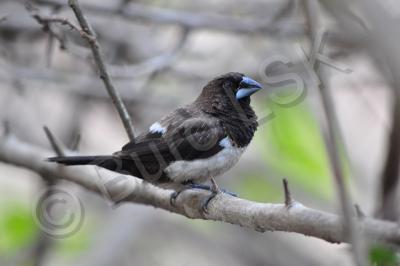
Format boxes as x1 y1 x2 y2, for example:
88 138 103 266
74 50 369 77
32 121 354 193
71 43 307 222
47 155 163 180
47 155 140 177
47 156 113 166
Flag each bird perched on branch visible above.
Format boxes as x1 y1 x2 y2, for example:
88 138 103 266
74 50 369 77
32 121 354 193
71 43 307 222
48 72 264 212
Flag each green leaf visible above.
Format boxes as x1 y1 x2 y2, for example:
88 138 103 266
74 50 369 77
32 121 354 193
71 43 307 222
257 101 333 199
0 203 37 256
369 246 399 266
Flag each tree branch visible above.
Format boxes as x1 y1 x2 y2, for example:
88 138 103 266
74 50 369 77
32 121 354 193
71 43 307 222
302 1 368 265
378 99 400 220
321 0 400 225
0 135 399 248
34 0 305 36
66 0 136 142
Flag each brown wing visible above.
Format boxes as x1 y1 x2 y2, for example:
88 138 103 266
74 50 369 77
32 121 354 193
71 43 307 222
112 118 226 181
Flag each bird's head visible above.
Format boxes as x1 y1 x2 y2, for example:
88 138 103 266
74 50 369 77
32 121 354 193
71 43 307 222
197 72 264 107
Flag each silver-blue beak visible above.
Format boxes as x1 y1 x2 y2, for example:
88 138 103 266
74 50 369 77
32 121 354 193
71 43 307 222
236 76 263 100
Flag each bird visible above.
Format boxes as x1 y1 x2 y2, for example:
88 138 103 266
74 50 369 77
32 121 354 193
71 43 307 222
47 72 263 212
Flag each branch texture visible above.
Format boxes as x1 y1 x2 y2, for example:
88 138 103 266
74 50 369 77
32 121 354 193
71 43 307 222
0 136 399 248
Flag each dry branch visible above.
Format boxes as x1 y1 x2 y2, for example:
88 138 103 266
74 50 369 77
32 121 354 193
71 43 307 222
43 126 66 157
283 178 294 207
379 100 400 220
321 0 400 225
34 0 305 36
0 135 399 248
29 10 189 81
66 0 136 142
302 1 367 265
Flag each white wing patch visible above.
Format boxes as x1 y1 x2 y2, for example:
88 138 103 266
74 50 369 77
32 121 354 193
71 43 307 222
149 122 166 135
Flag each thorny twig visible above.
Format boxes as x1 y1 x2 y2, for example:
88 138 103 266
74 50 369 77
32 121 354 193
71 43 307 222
283 179 294 207
43 126 66 157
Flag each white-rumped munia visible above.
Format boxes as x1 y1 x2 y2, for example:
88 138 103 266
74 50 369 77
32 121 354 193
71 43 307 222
48 72 264 211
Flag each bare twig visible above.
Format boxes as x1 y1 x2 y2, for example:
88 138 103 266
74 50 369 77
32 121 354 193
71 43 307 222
302 1 368 265
0 135 399 248
43 126 66 157
29 8 188 80
26 5 93 61
69 133 81 151
283 179 294 207
34 0 305 36
378 99 400 221
28 12 95 43
63 0 136 141
355 204 366 219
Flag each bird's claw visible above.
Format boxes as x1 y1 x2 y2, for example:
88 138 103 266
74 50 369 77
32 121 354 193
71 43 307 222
220 189 237 197
201 191 219 214
170 191 181 206
201 177 221 214
171 178 238 213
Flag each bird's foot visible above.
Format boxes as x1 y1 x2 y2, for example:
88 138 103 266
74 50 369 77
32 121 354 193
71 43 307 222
170 191 180 206
201 178 223 214
169 180 237 208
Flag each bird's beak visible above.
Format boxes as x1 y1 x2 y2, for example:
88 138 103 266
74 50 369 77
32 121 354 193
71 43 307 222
236 76 264 100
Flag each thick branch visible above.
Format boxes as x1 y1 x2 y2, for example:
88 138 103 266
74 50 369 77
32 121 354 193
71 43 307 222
0 136 399 247
67 0 135 142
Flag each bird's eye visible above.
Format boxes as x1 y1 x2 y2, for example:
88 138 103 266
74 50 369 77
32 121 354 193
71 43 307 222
223 81 232 88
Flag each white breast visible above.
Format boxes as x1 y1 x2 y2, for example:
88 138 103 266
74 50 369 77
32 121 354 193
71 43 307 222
164 137 246 183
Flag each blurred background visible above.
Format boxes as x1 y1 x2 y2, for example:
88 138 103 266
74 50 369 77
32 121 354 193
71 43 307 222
0 0 399 265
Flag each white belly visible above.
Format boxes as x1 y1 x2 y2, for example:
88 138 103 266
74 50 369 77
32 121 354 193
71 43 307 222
164 137 246 183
